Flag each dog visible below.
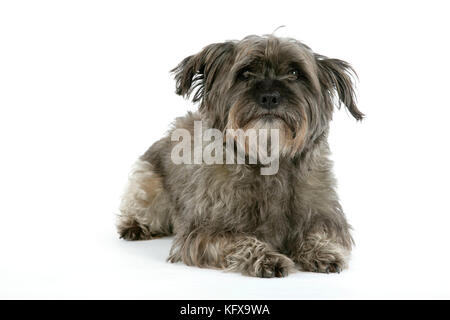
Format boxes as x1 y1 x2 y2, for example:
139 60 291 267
117 34 363 277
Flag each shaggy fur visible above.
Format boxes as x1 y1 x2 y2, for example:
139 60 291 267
117 34 363 277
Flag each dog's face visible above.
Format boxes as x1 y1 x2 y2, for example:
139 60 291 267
173 35 363 157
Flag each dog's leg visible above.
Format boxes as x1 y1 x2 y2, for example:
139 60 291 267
168 229 295 277
289 165 353 273
291 229 351 273
117 159 173 240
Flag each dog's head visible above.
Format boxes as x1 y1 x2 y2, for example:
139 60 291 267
172 35 363 157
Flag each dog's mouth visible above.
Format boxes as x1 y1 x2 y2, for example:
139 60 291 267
246 111 287 125
260 113 284 121
253 112 298 133
229 102 299 135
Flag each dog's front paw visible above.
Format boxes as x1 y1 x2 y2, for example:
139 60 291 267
295 233 349 274
227 249 295 278
224 236 295 278
304 256 345 274
255 252 295 278
117 217 151 241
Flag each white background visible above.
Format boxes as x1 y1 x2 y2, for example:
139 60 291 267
1 0 450 299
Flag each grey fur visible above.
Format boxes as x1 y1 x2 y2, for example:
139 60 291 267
117 35 362 277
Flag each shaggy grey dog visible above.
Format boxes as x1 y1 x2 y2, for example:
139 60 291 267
117 35 363 277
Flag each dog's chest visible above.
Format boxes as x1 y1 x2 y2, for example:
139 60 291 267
242 169 296 243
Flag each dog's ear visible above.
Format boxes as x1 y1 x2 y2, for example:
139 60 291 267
315 54 364 120
172 42 235 103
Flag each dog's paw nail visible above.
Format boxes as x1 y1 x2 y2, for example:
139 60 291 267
328 263 341 274
274 265 289 278
314 261 319 271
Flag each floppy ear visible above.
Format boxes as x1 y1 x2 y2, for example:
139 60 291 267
171 42 235 103
315 54 364 120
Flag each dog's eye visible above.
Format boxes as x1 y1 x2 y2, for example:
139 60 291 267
288 69 300 79
238 69 253 81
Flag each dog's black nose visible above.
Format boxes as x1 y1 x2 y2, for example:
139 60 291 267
259 92 280 109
